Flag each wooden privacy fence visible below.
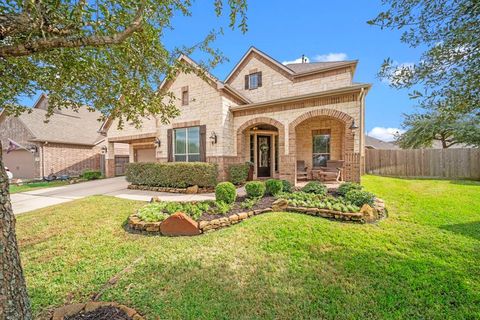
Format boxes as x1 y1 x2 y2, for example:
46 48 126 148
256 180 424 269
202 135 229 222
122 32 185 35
365 148 480 179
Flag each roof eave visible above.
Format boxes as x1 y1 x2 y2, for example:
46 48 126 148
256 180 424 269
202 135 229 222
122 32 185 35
230 84 372 112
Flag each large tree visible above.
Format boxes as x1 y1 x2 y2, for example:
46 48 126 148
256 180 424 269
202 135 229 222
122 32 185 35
368 0 480 146
397 108 480 148
0 1 247 318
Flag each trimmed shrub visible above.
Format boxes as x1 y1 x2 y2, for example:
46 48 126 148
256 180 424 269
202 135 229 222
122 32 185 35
301 181 327 195
82 170 102 180
281 180 292 193
228 163 250 185
125 162 218 188
215 182 237 204
337 182 363 197
245 181 266 199
345 189 375 207
265 179 283 196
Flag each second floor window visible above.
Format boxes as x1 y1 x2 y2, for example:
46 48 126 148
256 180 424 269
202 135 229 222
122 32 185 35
245 72 262 90
181 87 189 106
174 126 200 162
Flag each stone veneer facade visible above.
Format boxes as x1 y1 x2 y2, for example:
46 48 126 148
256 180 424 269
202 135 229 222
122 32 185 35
104 47 370 184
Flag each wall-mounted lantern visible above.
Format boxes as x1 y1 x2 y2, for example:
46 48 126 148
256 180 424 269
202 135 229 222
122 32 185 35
101 145 108 154
154 137 161 148
349 120 359 131
209 131 218 145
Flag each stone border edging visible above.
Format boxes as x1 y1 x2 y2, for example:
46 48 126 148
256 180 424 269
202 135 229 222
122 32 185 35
126 198 387 236
128 184 214 194
52 301 144 320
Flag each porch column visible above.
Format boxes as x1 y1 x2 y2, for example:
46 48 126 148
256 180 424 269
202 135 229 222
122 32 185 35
105 141 115 178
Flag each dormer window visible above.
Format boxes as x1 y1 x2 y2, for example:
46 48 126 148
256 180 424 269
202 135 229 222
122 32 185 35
181 86 189 106
245 72 262 90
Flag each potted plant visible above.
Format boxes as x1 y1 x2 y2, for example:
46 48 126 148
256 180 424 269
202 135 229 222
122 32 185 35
246 161 254 181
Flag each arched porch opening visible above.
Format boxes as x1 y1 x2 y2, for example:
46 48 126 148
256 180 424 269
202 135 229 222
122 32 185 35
236 117 285 179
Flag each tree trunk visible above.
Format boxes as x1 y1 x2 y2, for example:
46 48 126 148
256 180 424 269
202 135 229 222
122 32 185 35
0 142 32 319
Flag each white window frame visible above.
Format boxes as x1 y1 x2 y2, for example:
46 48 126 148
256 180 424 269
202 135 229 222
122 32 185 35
248 73 259 89
173 126 200 162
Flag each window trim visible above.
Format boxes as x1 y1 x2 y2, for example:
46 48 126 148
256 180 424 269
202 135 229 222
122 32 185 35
173 126 200 162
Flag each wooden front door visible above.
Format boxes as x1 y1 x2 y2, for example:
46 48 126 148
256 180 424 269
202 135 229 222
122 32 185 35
257 135 271 177
115 156 129 176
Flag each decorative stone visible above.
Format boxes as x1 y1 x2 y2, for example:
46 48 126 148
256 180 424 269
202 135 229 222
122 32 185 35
198 220 210 229
360 204 377 222
229 214 239 222
84 301 117 312
160 212 201 236
150 196 162 203
272 199 289 212
237 212 248 220
52 303 86 320
186 185 199 194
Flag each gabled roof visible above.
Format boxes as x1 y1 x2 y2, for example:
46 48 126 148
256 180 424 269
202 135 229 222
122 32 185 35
365 136 399 149
224 46 358 83
14 97 104 146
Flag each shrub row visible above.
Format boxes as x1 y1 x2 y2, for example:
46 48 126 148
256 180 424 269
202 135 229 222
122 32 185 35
82 170 102 180
228 163 251 185
125 162 218 188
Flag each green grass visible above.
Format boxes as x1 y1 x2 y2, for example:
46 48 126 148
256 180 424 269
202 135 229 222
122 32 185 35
9 180 69 194
16 176 480 319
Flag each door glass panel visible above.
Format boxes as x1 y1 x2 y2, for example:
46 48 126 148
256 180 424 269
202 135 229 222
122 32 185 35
259 137 269 167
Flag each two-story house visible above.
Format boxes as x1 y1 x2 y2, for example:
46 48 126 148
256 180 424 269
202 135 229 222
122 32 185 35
101 47 370 184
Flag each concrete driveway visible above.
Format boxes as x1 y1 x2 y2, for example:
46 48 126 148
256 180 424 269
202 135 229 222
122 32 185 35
10 176 217 214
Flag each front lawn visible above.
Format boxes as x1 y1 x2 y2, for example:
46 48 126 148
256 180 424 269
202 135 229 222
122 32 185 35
16 176 480 319
9 180 69 194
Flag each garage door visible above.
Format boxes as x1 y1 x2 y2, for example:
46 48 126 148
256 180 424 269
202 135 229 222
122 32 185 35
3 150 36 179
135 148 156 163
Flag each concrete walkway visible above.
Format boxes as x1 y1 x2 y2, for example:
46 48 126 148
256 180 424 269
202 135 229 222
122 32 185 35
10 177 220 214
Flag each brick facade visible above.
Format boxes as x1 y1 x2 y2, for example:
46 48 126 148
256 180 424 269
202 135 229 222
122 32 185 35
104 48 368 183
41 143 102 177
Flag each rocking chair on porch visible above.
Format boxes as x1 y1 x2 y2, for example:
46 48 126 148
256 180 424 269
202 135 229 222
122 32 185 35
297 160 309 181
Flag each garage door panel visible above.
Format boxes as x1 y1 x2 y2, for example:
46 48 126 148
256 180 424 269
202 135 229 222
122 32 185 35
135 148 156 163
3 150 36 179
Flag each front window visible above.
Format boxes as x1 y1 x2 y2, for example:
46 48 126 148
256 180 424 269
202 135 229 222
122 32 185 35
312 130 330 167
174 126 200 162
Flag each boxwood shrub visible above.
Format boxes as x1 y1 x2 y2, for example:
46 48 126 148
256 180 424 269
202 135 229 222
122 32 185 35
345 189 375 207
82 170 102 180
228 163 250 185
301 181 327 196
125 162 218 188
245 181 266 199
265 179 283 196
337 182 363 197
215 182 237 204
281 179 292 193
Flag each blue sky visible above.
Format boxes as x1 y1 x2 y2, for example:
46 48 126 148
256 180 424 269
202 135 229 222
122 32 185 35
161 0 425 141
21 1 424 141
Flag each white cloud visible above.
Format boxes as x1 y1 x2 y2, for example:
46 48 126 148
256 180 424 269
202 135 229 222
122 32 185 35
367 127 405 142
382 61 415 85
313 53 348 62
282 56 310 65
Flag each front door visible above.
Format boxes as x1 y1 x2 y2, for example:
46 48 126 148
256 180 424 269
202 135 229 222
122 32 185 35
257 135 271 177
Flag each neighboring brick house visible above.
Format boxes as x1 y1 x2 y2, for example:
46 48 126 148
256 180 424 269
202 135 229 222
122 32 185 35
0 94 129 179
102 47 370 184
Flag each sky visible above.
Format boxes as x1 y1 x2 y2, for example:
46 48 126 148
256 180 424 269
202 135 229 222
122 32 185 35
160 0 425 141
21 0 425 142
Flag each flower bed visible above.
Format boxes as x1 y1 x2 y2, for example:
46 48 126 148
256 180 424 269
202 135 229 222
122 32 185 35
126 181 387 236
52 301 143 320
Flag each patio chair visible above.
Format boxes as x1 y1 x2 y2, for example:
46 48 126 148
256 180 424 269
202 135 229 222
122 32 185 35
296 160 309 181
318 160 345 182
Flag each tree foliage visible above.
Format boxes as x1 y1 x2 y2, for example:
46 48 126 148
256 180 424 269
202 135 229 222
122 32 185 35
368 0 479 115
0 0 247 127
397 109 480 148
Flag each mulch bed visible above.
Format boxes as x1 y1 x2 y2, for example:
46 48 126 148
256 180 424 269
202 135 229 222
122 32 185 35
65 306 131 320
198 196 275 221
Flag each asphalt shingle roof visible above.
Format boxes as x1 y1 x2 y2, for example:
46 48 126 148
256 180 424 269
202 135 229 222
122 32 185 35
18 107 104 145
285 61 357 74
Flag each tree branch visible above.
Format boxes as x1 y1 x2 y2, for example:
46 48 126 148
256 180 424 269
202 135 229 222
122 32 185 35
0 4 145 58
